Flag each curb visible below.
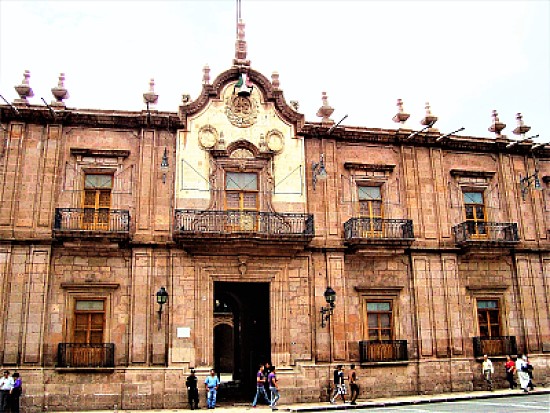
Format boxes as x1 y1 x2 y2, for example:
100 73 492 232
277 388 550 411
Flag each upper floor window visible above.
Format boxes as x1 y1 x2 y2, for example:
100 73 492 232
358 186 382 219
225 172 258 212
463 191 486 236
83 174 113 230
477 299 501 338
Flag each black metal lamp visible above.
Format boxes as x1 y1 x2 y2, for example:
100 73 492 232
519 166 543 200
320 286 336 328
156 287 168 330
312 154 328 190
160 148 169 184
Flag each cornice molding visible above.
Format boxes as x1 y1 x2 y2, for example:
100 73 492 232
70 148 130 158
450 169 496 179
344 163 396 172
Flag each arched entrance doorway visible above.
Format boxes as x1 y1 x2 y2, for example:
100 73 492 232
214 281 270 402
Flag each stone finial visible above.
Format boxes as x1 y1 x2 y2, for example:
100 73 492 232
14 70 34 104
488 109 506 136
289 100 299 111
316 92 334 126
202 65 211 85
181 94 191 104
233 19 251 67
217 131 226 150
392 98 410 124
420 102 438 126
143 78 159 106
513 112 531 136
271 71 280 90
51 73 69 107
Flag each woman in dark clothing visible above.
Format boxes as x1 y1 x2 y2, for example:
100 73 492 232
504 355 517 389
10 372 22 413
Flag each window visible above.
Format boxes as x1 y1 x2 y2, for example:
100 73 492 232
359 186 382 218
225 172 258 231
82 174 113 230
463 191 486 236
74 299 106 344
225 172 258 211
358 186 383 236
366 301 392 341
477 299 501 338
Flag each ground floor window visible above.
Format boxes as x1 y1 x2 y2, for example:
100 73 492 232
366 301 393 340
477 299 501 337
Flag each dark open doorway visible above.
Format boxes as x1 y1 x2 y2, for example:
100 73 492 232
214 281 270 402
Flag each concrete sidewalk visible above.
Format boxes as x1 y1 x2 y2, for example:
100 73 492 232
55 387 550 412
278 386 550 411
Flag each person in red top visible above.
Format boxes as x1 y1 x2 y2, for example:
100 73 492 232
505 355 517 390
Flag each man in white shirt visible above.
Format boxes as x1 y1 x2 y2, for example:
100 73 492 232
481 355 494 391
0 370 14 412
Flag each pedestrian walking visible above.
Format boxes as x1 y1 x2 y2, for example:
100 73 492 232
481 354 494 391
268 365 279 408
0 370 14 413
263 362 272 398
504 355 517 389
516 354 530 393
348 364 359 405
524 355 535 390
204 369 220 409
252 364 270 408
330 365 346 404
186 369 200 410
9 372 22 413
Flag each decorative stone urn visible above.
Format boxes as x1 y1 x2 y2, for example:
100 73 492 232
420 102 438 127
392 98 410 124
513 113 531 136
51 73 69 107
143 78 158 106
14 70 34 105
488 109 506 136
316 92 334 126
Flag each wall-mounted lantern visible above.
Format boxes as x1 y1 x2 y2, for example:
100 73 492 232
156 286 168 330
312 154 328 191
160 148 169 184
320 286 336 328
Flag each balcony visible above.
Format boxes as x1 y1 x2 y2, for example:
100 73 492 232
453 222 519 248
57 343 115 369
473 336 517 358
344 218 414 252
359 340 408 363
53 208 130 241
174 209 314 255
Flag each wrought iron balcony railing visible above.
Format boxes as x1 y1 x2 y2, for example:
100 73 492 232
57 343 115 368
453 222 519 245
359 340 408 362
344 218 414 242
54 208 130 234
473 336 517 358
174 209 314 239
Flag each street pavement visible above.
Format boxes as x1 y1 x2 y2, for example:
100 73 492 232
54 387 549 412
356 394 549 412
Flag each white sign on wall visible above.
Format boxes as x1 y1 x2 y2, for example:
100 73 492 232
177 327 191 338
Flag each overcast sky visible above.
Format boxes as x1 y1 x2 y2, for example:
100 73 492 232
1 0 549 142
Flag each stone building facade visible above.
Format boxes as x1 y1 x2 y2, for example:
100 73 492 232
1 29 549 412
